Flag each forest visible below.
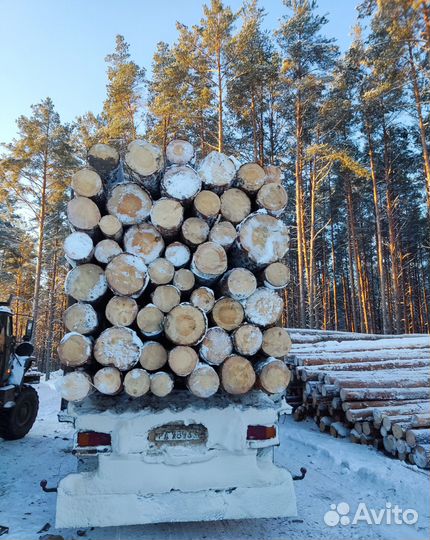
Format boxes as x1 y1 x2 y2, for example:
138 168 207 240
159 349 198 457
0 0 429 374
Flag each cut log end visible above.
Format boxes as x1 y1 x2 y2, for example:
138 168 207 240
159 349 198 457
67 197 101 232
88 143 120 177
71 168 103 198
197 151 236 191
162 165 201 202
166 139 194 165
150 372 174 397
244 287 284 327
136 304 164 337
94 326 143 371
125 139 164 177
191 242 228 281
150 198 184 236
209 221 237 249
262 327 292 357
256 183 288 215
236 162 266 193
164 303 207 346
140 341 168 371
263 262 290 290
220 188 251 224
148 258 175 285
182 217 210 247
187 363 220 398
212 297 244 331
173 268 196 292
257 358 291 394
151 285 181 313
232 324 263 356
165 242 191 268
105 296 138 327
60 371 92 402
64 232 94 264
107 183 152 226
124 368 150 397
221 355 256 395
124 223 165 264
220 268 257 300
94 367 122 395
63 302 98 335
99 214 123 240
190 286 215 313
94 239 122 264
199 326 233 365
193 190 220 221
105 253 149 297
168 346 199 377
65 264 108 303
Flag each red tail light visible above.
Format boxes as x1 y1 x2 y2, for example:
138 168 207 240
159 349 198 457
77 431 111 447
247 425 277 440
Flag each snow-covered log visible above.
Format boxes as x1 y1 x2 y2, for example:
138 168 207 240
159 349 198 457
235 162 266 194
63 302 98 335
256 358 291 394
57 332 92 367
197 151 236 193
256 183 288 216
150 372 174 397
208 221 237 249
65 264 108 303
166 139 194 165
261 327 292 358
148 257 175 285
244 287 284 326
124 368 150 398
232 324 263 356
64 232 94 265
181 217 210 247
107 183 152 225
105 295 138 327
219 268 257 300
94 326 143 371
187 363 219 398
123 223 164 264
94 239 122 264
98 214 123 241
190 286 215 313
93 367 123 395
161 165 201 203
262 262 290 290
88 143 120 181
199 326 232 366
164 303 207 346
60 371 93 402
105 253 149 297
165 241 191 268
173 268 195 293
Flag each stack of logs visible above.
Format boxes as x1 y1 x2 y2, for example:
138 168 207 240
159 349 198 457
288 332 430 469
58 139 292 402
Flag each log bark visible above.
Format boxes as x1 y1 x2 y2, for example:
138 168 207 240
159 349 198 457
64 232 94 265
94 326 143 371
413 444 430 469
219 268 257 301
124 368 150 397
151 285 181 313
190 286 215 313
123 223 164 264
88 143 120 181
220 188 251 224
262 262 290 290
165 242 191 268
256 183 288 216
326 371 430 388
261 327 292 358
164 303 207 345
383 413 430 431
173 268 195 293
150 372 174 397
150 197 184 237
235 162 266 194
65 264 108 303
406 428 430 448
244 287 284 326
193 190 220 223
105 253 149 297
168 346 199 377
181 217 210 247
187 363 220 398
221 355 256 395
212 297 244 331
105 296 138 327
139 341 168 371
60 371 93 402
63 302 98 335
372 402 430 424
94 239 122 264
67 197 101 233
209 221 237 249
124 140 164 196
199 326 233 365
166 139 194 165
191 242 228 283
71 168 103 198
99 214 123 241
57 332 92 367
161 165 201 203
197 151 236 193
148 258 175 285
256 358 291 394
107 183 152 225
136 304 164 337
340 387 430 402
264 165 282 184
232 324 263 356
93 367 123 395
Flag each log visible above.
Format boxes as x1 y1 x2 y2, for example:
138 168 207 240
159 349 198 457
65 264 108 302
406 428 430 448
173 268 195 293
166 139 194 165
235 162 266 194
136 304 164 337
150 197 184 237
94 326 143 371
264 165 282 184
164 303 207 346
124 140 164 196
148 258 175 285
220 188 251 224
93 367 123 395
212 297 244 331
161 165 201 203
197 151 236 193
199 326 233 365
244 287 284 326
261 327 292 357
124 368 150 397
105 253 149 297
413 444 430 469
208 221 237 249
99 214 123 241
60 371 93 402
256 183 288 216
221 355 256 395
236 213 289 267
190 286 215 313
107 183 152 225
262 262 290 290
67 196 101 233
219 268 257 300
150 372 174 397
326 370 430 388
94 239 122 264
71 168 103 198
256 358 291 394
123 223 164 264
232 324 263 356
139 341 168 371
63 302 98 335
376 403 429 424
165 241 191 268
382 413 430 431
151 285 181 313
187 363 220 398
64 232 94 265
181 217 210 247
340 387 430 402
168 346 199 377
88 143 120 181
193 190 220 223
191 242 228 283
295 348 430 366
57 332 92 367
306 358 430 375
105 296 138 327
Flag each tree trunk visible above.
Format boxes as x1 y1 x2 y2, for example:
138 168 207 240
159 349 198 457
123 223 164 264
88 143 120 183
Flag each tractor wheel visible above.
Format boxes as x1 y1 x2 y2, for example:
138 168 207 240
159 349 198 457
0 385 39 440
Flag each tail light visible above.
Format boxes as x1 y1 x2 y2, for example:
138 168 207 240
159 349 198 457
77 431 111 447
247 425 277 440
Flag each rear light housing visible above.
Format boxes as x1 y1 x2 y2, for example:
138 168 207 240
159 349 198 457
247 425 277 441
74 431 112 454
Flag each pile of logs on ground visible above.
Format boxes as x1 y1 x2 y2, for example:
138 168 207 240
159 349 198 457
286 330 430 469
59 139 292 402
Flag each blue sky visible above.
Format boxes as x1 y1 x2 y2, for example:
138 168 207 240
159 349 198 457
0 0 358 144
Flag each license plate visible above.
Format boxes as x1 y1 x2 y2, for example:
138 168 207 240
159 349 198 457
148 423 207 446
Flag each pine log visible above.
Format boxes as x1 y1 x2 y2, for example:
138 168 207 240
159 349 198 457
191 242 228 283
165 241 191 268
164 303 207 345
107 183 152 225
123 223 164 264
71 168 103 198
150 372 174 397
168 346 199 377
244 287 284 326
212 297 244 331
325 370 430 388
136 304 164 337
94 239 122 264
221 355 256 395
340 387 430 402
173 268 195 293
166 139 194 165
123 368 150 397
63 302 98 335
139 341 168 371
209 221 237 249
382 413 430 432
199 326 233 365
67 196 101 233
264 165 282 184
232 324 263 356
150 197 184 237
219 268 257 300
187 363 220 398
261 327 292 357
190 286 215 313
65 264 108 302
151 284 181 313
57 332 92 367
256 183 288 216
343 399 423 413
161 165 201 203
105 296 138 327
93 367 123 395
256 358 291 394
124 140 164 196
88 143 120 181
181 217 210 247
94 326 143 371
306 358 430 376
105 253 149 297
413 444 430 469
60 371 93 402
220 188 251 224
262 262 290 290
295 348 430 366
193 190 220 223
375 403 430 424
235 162 266 193
99 214 123 241
148 258 175 285
406 428 430 448
321 384 339 397
197 151 236 193
64 232 94 265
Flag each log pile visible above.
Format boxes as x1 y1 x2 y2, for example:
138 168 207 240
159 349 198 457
287 331 430 468
59 139 292 402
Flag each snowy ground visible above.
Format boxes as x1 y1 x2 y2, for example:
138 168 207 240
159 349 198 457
0 378 429 540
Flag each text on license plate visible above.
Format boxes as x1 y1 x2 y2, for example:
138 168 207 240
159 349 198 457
148 423 208 445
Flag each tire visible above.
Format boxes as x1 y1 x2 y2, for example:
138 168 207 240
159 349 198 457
0 385 39 440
